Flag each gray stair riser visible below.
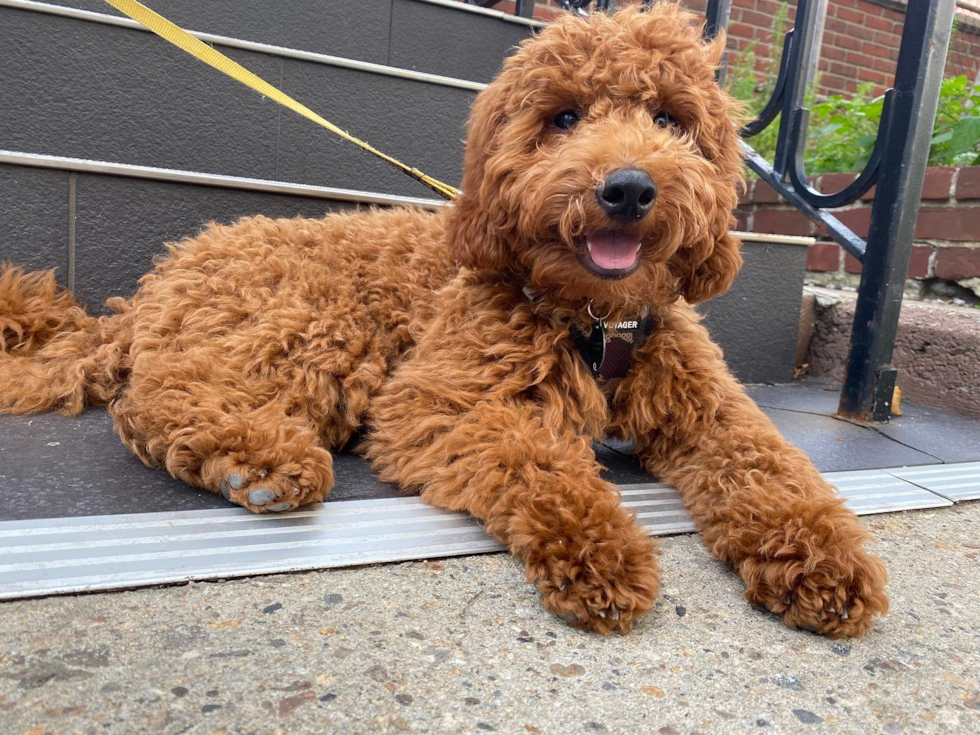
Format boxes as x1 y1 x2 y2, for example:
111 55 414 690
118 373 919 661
0 166 71 283
51 0 533 80
0 163 356 309
0 6 473 197
0 160 803 382
73 175 362 310
60 0 395 65
699 239 807 383
388 0 533 82
133 180 354 306
274 56 469 197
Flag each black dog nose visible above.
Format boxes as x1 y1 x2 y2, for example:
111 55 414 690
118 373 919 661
596 169 658 223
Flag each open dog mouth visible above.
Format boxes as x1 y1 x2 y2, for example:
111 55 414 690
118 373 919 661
577 230 643 279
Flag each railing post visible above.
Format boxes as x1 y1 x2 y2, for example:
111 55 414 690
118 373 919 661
772 0 825 180
702 0 732 84
837 0 956 422
514 0 535 18
703 0 732 39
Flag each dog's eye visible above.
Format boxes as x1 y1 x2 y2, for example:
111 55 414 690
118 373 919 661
553 110 580 131
654 111 678 129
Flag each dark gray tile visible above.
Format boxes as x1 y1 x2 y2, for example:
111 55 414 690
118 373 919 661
0 409 400 521
761 406 937 471
58 0 392 64
3 379 977 520
600 414 935 474
595 443 655 484
389 0 533 82
0 409 225 521
878 408 980 465
746 379 980 469
275 57 471 197
1 8 279 178
72 174 354 310
699 240 809 384
605 379 959 473
747 379 980 465
745 376 842 411
0 165 70 283
330 446 402 503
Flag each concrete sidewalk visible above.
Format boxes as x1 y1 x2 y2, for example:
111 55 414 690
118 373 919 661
1 504 978 734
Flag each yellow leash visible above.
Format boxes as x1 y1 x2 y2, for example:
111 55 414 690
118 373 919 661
102 0 459 201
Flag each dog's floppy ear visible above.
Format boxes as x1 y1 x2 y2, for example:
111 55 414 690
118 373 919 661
676 67 744 304
673 220 743 304
702 29 727 68
445 81 511 271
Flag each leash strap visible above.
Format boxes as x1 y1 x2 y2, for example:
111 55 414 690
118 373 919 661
102 0 459 201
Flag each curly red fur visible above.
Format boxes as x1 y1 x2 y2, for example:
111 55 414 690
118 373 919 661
0 4 886 635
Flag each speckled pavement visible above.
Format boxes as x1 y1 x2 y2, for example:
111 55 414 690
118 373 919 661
1 504 978 734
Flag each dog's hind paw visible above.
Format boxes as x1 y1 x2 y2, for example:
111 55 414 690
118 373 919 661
219 472 302 512
203 450 333 514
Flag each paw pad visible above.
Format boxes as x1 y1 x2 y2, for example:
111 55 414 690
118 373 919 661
248 488 277 505
218 476 295 513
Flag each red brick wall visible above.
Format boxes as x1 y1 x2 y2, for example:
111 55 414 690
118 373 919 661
491 1 980 97
737 166 980 293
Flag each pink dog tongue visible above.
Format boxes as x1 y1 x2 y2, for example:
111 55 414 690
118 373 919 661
586 230 642 270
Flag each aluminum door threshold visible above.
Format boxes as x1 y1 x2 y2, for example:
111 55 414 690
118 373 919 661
0 464 967 601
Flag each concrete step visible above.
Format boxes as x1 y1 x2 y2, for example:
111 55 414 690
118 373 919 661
0 152 810 383
0 0 489 198
801 285 980 419
50 0 538 81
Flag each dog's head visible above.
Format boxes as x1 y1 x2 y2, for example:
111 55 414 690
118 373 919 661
446 3 744 307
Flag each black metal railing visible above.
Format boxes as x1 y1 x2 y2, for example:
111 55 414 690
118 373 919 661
696 0 956 422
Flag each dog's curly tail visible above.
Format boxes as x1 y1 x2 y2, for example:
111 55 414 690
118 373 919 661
0 265 132 415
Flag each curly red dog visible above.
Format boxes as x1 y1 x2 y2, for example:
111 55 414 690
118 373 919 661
0 4 887 636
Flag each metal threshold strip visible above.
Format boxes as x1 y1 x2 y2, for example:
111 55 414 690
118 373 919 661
1 463 975 601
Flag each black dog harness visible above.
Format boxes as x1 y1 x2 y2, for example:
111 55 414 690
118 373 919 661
571 306 656 380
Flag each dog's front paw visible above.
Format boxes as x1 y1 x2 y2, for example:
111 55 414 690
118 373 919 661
739 525 889 638
525 509 661 635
